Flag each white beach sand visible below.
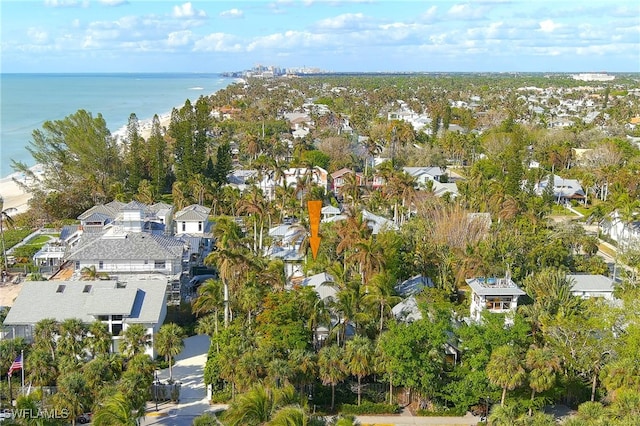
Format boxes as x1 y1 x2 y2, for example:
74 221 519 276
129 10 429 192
0 165 43 215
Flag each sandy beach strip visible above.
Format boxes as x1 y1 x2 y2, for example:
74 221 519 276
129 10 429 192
0 165 44 215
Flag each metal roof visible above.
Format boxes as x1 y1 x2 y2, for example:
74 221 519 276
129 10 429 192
3 280 167 325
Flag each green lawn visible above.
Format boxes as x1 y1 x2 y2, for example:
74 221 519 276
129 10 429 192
25 234 54 246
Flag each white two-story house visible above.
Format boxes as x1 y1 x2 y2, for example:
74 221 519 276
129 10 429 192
467 276 526 323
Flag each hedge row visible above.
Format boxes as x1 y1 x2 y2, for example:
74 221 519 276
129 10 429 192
340 402 401 415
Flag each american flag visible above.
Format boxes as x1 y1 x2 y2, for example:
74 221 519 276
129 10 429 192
8 354 22 377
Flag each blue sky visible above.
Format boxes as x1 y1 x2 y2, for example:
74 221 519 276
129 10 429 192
1 0 639 73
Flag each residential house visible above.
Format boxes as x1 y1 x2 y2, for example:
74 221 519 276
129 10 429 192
66 229 187 277
3 279 167 358
227 169 258 193
330 168 364 196
266 223 306 281
567 274 616 300
391 296 422 322
532 174 586 204
322 209 398 235
394 274 434 297
467 276 526 323
601 210 640 248
258 166 329 201
321 205 341 221
403 166 459 198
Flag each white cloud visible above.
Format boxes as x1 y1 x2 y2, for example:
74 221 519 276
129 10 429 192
167 30 192 47
220 8 244 19
420 6 438 23
99 0 128 5
193 33 244 52
446 3 487 20
172 2 207 19
315 13 368 31
44 0 85 7
538 19 561 33
27 28 49 44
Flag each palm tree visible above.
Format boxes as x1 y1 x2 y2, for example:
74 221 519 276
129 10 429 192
92 392 140 426
223 384 297 426
340 171 362 208
120 324 151 359
236 187 269 254
27 348 57 405
488 404 521 426
192 278 223 325
0 196 14 272
155 323 186 382
87 320 112 357
362 271 401 334
318 345 347 411
52 371 91 426
525 345 561 416
486 345 526 406
345 335 374 406
34 318 59 360
206 216 246 327
80 265 109 280
57 318 87 360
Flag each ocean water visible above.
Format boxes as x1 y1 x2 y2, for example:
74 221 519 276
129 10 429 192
0 73 235 178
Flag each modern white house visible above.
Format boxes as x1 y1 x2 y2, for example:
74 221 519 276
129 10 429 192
567 274 616 300
466 276 526 323
3 280 168 358
600 210 640 248
174 204 211 236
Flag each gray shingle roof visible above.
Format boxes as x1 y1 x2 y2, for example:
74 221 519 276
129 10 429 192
3 280 167 325
567 274 614 293
78 204 118 221
67 232 185 261
122 200 150 212
175 210 208 221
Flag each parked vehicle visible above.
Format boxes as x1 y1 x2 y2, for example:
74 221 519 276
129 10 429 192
76 413 92 424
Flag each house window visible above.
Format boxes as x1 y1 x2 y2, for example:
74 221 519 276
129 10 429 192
154 260 166 269
112 315 123 321
486 297 512 310
98 261 104 270
56 285 66 293
75 261 80 270
83 285 92 293
182 222 186 232
97 315 108 321
198 221 202 232
111 323 123 336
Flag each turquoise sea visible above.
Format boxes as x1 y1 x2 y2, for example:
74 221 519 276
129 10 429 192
0 73 235 178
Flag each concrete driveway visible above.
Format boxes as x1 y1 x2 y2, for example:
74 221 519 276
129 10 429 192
141 334 225 426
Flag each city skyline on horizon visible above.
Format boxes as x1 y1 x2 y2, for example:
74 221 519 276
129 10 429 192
1 1 639 74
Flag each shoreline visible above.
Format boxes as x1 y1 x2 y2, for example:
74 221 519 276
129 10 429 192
1 108 173 215
0 164 43 215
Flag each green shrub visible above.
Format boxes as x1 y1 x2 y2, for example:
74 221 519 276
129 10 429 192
340 402 400 415
210 389 232 403
416 406 467 416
